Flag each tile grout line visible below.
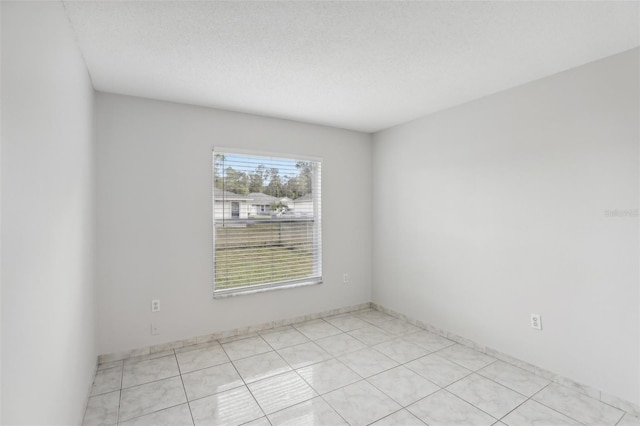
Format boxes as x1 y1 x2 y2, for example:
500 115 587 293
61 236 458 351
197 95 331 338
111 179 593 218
97 303 640 419
116 354 189 424
97 317 389 423
404 347 589 426
318 392 352 425
520 382 596 426
254 321 382 423
362 407 423 426
222 335 271 424
359 317 577 425
93 308 635 426
314 337 440 425
614 412 630 426
372 303 640 417
116 361 124 425
116 331 601 426
291 339 360 426
441 388 501 423
98 303 373 363
273 321 423 423
118 402 187 425
254 330 329 416
173 350 196 426
526 383 581 424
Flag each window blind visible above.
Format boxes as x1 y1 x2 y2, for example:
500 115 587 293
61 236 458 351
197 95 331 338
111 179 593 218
212 149 322 295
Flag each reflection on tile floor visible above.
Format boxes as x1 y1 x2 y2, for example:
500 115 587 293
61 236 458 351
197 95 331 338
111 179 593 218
84 309 635 425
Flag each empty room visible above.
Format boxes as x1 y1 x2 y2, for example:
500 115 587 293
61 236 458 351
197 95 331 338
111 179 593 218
2 1 639 425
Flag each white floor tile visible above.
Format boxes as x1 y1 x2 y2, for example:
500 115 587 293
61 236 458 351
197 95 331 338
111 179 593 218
87 308 639 426
181 362 244 401
243 417 271 426
407 390 496 426
368 366 440 406
324 314 370 332
119 376 187 422
268 397 348 426
315 333 367 356
189 386 263 426
297 358 361 394
323 380 401 426
122 355 180 388
90 366 122 396
221 336 272 361
277 341 332 369
347 325 394 346
370 409 426 426
477 360 550 397
354 310 396 326
375 318 421 336
618 414 640 426
233 350 291 383
118 403 193 426
446 373 527 419
338 347 398 378
501 400 581 426
406 354 471 387
373 338 429 364
82 390 119 426
404 331 455 352
436 344 495 371
248 371 317 414
533 383 624 426
294 320 342 340
260 328 309 350
176 343 229 373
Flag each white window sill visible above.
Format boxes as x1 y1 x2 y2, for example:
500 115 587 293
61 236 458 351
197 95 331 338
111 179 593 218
213 279 323 299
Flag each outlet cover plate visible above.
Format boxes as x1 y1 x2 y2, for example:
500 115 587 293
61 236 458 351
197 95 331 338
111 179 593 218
531 314 542 330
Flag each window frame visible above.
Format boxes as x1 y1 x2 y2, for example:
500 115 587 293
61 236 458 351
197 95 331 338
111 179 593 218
212 147 323 298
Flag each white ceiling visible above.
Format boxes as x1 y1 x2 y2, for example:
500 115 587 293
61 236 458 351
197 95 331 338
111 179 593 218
63 1 639 133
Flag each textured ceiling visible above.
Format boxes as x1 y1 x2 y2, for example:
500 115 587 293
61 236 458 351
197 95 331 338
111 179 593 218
63 1 639 133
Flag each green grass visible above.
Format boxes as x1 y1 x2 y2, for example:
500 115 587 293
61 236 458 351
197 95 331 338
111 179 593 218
214 246 314 290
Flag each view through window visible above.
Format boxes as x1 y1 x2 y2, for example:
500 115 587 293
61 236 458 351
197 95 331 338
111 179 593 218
212 149 322 296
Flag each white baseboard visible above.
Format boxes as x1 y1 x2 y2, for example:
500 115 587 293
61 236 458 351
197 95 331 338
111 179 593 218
94 300 639 417
97 302 372 364
371 302 640 417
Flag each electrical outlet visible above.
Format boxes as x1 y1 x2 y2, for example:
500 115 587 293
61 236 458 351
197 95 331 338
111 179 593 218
150 323 159 335
343 273 349 283
151 299 160 312
531 314 542 330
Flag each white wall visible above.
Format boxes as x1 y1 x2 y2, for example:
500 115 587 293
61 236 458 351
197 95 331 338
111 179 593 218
373 48 639 404
1 2 96 424
96 93 372 354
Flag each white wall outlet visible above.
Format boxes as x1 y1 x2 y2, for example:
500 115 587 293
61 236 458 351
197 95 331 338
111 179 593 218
343 273 349 283
531 314 542 330
150 323 159 335
151 299 160 312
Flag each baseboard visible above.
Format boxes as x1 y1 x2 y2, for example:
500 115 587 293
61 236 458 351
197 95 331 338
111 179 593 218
97 301 372 364
95 300 639 417
371 302 640 417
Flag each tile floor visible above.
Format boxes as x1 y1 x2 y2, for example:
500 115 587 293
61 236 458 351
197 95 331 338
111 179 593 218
84 309 639 426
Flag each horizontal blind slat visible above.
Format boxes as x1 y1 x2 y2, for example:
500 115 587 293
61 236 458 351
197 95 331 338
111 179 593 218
213 150 322 293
